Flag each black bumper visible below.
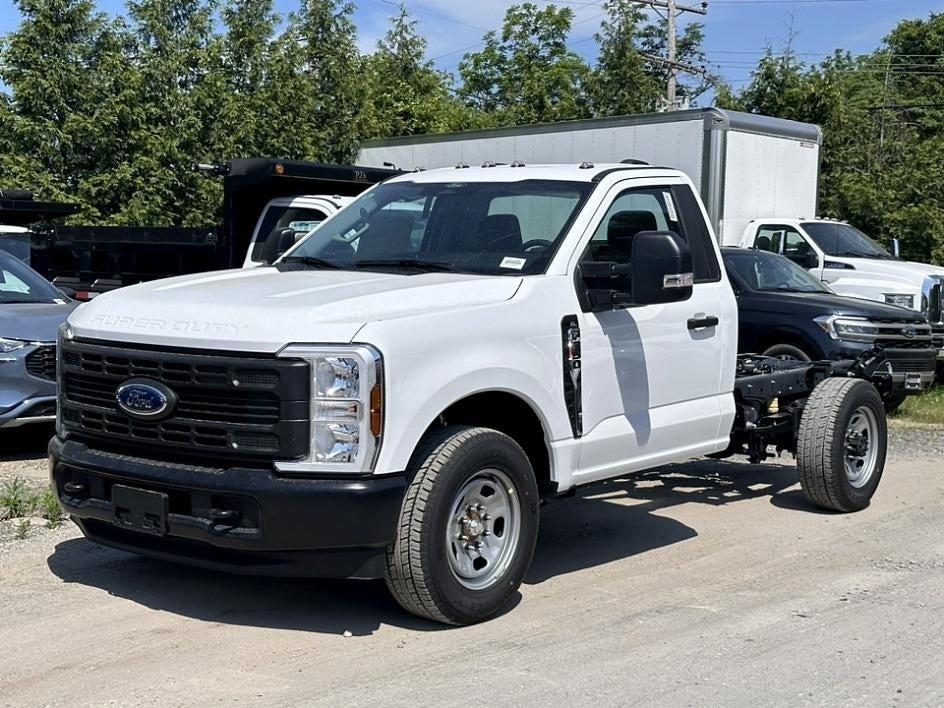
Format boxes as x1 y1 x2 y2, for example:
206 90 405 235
829 343 937 393
49 437 406 579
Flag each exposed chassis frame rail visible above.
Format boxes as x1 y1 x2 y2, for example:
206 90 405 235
726 349 891 463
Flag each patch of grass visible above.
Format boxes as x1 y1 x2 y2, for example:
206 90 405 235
891 385 944 426
15 519 30 540
0 477 37 521
40 487 64 528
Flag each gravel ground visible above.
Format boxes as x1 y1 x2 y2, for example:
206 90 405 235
0 422 942 706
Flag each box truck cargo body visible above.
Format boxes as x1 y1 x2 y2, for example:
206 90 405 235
358 108 823 247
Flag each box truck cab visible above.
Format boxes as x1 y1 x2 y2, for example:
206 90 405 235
739 218 944 358
53 163 893 626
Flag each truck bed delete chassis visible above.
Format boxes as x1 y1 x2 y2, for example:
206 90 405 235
727 349 892 463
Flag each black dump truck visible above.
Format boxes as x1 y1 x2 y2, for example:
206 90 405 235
0 159 400 299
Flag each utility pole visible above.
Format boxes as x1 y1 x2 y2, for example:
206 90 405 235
667 0 677 109
635 0 708 111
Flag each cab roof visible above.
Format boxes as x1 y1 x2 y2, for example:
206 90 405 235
386 163 684 184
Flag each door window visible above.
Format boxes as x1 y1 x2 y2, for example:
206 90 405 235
580 185 720 284
754 225 805 255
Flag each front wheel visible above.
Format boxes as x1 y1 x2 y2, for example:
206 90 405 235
385 426 540 625
796 378 887 512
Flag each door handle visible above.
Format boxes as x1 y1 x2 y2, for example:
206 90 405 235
687 315 719 330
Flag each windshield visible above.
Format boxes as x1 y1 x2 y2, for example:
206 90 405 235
0 251 63 304
724 250 832 294
802 222 892 259
284 179 593 276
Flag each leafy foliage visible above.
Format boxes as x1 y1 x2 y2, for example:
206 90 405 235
0 0 941 264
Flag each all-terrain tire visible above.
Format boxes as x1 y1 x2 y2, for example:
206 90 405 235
384 426 540 625
796 378 887 512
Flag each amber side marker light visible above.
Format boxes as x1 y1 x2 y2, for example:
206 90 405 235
370 385 383 437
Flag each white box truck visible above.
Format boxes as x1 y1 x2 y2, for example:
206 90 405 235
357 107 823 247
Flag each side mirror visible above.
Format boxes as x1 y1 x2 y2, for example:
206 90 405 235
631 231 693 305
786 251 819 269
261 227 299 265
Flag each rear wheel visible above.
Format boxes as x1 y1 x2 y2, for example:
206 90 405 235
762 343 812 361
797 378 887 512
385 426 540 625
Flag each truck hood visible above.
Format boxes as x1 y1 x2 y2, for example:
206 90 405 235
827 257 944 287
68 267 522 353
743 291 929 321
1 302 77 342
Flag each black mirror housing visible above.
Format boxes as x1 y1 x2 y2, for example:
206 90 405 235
261 227 299 265
631 231 694 305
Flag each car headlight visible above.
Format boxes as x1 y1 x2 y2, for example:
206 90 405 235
275 344 383 474
883 293 915 309
0 337 30 354
814 315 878 341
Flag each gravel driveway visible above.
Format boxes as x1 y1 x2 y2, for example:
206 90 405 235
1 423 942 707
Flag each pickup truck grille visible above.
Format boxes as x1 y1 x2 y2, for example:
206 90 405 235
26 345 57 381
60 340 310 465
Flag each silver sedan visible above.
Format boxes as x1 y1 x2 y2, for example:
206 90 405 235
0 250 77 428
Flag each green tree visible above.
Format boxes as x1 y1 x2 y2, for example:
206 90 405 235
0 0 121 210
458 3 590 125
639 17 713 107
290 0 366 163
364 4 462 138
589 0 661 116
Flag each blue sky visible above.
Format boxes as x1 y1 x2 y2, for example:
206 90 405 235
0 0 940 93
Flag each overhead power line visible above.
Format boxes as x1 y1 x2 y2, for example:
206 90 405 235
633 0 709 110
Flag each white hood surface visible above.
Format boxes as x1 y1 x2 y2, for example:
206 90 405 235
68 267 522 353
833 258 944 286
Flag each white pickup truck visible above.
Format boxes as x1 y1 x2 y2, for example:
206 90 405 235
739 217 944 362
52 163 894 625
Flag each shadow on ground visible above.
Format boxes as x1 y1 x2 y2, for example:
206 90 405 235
47 458 809 634
0 423 55 462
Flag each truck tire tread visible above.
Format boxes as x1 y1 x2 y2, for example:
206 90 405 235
796 377 885 512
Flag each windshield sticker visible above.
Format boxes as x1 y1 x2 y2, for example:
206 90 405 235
663 192 679 222
53 298 66 305
288 220 322 233
500 256 527 270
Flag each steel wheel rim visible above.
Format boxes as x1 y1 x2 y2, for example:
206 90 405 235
844 405 879 488
446 468 521 591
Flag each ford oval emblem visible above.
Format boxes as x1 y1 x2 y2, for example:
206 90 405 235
116 379 176 420
902 326 917 339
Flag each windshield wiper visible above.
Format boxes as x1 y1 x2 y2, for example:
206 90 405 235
354 258 455 273
833 250 889 260
279 256 342 269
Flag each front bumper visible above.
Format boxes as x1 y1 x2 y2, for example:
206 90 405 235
50 437 407 579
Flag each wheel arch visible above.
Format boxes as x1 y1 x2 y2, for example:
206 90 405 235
757 326 823 359
416 390 555 496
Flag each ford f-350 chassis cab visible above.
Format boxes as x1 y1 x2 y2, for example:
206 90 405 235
52 164 891 625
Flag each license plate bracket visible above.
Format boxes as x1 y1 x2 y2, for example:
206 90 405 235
112 484 168 536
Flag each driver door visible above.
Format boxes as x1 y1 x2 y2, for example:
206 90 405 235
572 178 732 485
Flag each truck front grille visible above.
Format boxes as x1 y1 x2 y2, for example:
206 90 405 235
26 345 57 381
60 340 310 465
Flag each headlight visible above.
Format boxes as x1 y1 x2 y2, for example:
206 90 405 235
814 315 877 341
275 344 383 474
0 337 28 353
883 293 915 309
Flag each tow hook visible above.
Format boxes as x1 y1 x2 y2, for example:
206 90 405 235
208 508 240 526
